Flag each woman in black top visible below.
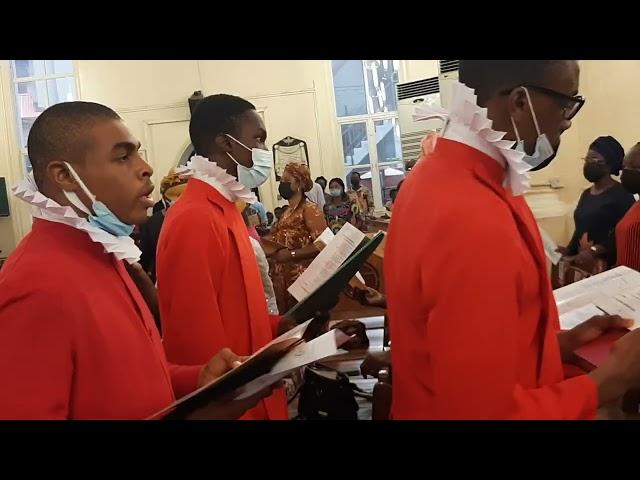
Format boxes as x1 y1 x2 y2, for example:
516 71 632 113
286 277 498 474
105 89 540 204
559 136 635 270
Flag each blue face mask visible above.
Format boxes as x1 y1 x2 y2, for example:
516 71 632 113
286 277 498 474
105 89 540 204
511 86 557 172
63 162 135 237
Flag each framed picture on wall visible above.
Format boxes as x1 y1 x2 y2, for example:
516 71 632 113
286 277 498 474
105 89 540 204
273 136 309 181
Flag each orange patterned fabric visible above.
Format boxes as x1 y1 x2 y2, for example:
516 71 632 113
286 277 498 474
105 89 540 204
269 200 326 312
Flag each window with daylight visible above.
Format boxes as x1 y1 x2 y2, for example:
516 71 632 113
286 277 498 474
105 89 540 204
11 60 77 173
331 60 405 211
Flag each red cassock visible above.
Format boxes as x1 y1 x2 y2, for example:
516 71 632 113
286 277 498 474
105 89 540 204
157 178 287 420
0 219 201 419
616 202 640 271
385 138 598 419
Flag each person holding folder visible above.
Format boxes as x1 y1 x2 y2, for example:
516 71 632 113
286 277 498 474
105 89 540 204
0 102 270 419
156 94 294 420
386 60 640 419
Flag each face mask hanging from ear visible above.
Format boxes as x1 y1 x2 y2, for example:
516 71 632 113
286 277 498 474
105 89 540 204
62 162 135 237
511 87 557 172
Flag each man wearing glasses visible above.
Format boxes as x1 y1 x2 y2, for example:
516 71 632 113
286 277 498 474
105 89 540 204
386 60 640 419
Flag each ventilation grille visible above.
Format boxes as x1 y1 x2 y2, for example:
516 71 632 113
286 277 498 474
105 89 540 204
396 76 439 101
439 60 459 74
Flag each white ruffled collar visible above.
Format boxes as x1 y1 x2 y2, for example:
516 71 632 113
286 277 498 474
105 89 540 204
176 155 257 204
413 80 531 196
12 174 141 264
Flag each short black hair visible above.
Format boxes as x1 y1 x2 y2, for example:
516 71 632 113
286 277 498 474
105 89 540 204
189 94 256 156
351 171 361 180
315 176 327 184
27 101 120 189
390 188 398 201
458 60 565 106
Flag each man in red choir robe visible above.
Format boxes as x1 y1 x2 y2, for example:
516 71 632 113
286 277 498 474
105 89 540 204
386 60 640 419
157 94 292 420
0 102 271 419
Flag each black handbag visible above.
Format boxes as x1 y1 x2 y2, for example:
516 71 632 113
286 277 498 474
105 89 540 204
296 364 362 420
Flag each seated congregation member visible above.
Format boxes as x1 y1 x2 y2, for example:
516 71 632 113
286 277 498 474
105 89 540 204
323 177 356 234
266 163 327 313
617 143 640 271
0 102 271 419
156 94 293 420
386 60 640 420
558 136 634 273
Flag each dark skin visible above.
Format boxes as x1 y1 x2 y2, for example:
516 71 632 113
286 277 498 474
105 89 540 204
486 60 579 156
43 119 155 226
205 110 267 178
350 172 362 189
486 60 640 406
40 118 270 419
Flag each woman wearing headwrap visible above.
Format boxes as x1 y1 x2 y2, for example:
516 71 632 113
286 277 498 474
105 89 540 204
558 136 635 271
266 163 327 312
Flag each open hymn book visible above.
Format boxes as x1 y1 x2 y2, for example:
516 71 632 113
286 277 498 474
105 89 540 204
288 223 367 302
151 229 385 419
555 266 640 369
555 266 640 330
150 319 351 419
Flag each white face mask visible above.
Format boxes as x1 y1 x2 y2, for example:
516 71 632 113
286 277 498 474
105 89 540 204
511 86 556 172
225 135 273 189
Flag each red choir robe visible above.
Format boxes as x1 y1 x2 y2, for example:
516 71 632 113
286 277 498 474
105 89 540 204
157 178 287 420
616 201 640 271
386 138 598 419
0 219 201 419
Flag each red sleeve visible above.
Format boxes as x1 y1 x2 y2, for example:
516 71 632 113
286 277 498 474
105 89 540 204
167 364 202 399
0 286 73 419
269 315 282 338
157 207 228 365
422 208 597 420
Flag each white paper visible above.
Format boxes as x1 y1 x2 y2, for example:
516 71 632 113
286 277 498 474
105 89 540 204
538 226 562 266
313 228 366 285
288 222 366 301
233 329 351 400
554 266 640 329
559 303 605 329
314 228 336 249
270 328 351 375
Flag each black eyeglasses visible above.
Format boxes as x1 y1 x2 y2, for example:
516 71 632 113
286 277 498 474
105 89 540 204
501 85 585 121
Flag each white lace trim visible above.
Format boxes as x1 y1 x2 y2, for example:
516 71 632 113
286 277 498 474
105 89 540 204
413 80 531 196
176 155 257 204
12 174 141 264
